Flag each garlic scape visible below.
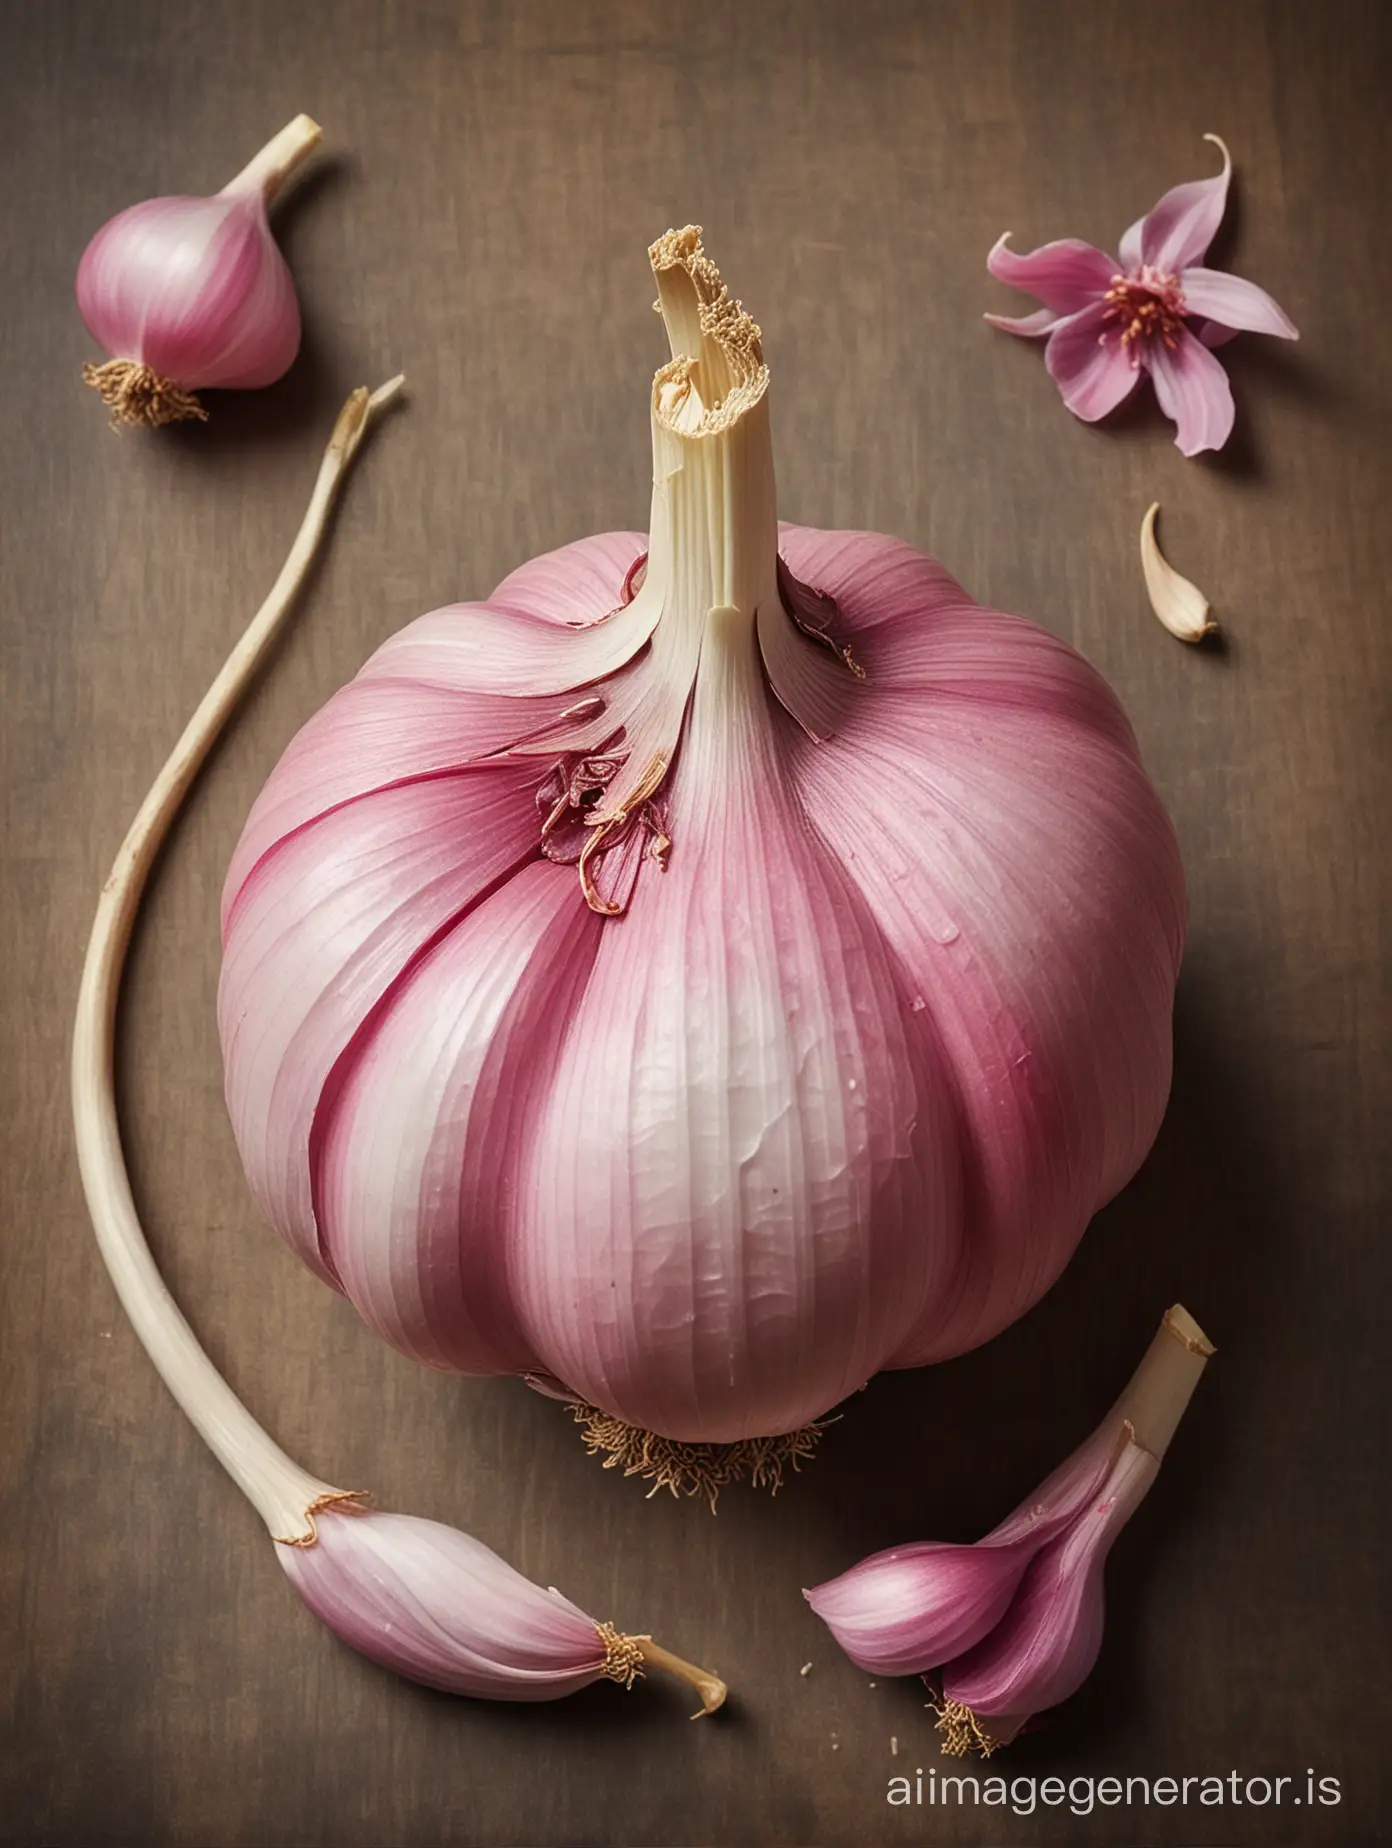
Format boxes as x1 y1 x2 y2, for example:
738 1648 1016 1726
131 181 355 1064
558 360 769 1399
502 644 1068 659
77 115 321 427
71 381 725 1716
220 229 1186 1478
806 1305 1214 1753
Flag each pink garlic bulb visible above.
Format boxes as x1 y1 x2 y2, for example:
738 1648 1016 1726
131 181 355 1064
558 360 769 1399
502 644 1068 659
807 1306 1214 1753
219 228 1185 1457
77 115 319 426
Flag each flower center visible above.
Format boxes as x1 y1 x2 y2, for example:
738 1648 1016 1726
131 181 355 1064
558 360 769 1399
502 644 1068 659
1099 268 1186 363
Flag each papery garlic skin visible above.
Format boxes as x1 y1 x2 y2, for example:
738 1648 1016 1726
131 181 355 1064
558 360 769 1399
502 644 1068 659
279 1507 625 1700
220 229 1186 1445
77 116 318 420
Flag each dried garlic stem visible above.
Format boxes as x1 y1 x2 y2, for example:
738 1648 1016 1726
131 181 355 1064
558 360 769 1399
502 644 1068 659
71 378 404 1540
635 1638 729 1717
223 113 324 204
1140 502 1218 643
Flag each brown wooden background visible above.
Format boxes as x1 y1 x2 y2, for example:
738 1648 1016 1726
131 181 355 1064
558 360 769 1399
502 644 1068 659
2 2 1387 1843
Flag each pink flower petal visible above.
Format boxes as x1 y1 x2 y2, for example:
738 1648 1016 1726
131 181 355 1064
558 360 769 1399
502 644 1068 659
280 1508 609 1700
983 306 1062 339
1197 320 1240 350
1044 305 1144 423
1138 134 1232 275
1147 326 1236 456
1179 266 1298 339
986 234 1117 315
1117 216 1146 274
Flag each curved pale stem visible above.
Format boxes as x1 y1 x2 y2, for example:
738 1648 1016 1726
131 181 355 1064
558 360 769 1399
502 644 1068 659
223 114 324 205
1112 1302 1215 1460
69 376 732 1715
636 1638 729 1717
70 378 404 1540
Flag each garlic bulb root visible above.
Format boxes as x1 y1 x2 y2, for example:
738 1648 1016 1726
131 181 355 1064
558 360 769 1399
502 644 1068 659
568 1400 829 1508
81 358 210 429
930 1697 1010 1758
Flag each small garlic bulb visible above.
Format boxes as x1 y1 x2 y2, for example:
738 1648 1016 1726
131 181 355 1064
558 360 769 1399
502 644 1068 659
76 115 320 427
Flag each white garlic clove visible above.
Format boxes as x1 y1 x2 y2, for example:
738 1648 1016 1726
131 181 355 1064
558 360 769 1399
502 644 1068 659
1140 502 1218 643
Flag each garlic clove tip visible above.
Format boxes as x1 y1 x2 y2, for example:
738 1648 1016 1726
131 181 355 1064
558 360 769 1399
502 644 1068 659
1140 502 1218 643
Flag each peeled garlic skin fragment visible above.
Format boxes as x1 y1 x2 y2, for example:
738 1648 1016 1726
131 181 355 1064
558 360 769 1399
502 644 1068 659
1140 502 1218 642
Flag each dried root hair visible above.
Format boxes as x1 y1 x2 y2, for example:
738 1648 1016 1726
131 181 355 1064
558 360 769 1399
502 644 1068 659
82 359 208 428
595 1622 647 1688
929 1695 1000 1759
567 1400 829 1510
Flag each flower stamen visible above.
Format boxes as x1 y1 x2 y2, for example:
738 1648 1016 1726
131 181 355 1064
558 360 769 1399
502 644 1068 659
1098 269 1186 365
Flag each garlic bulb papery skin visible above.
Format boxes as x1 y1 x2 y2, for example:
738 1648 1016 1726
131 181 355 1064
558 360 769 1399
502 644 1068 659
70 380 725 1719
77 115 320 426
219 227 1186 1452
806 1306 1213 1755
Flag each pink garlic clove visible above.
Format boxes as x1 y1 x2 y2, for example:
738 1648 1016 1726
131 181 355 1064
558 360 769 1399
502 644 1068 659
76 115 320 426
809 1307 1213 1754
278 1503 728 1714
806 1405 1121 1678
937 1435 1160 1746
278 1503 638 1701
804 1540 1035 1678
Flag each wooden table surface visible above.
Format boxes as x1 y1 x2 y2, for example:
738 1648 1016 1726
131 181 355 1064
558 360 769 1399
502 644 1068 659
2 2 1387 1843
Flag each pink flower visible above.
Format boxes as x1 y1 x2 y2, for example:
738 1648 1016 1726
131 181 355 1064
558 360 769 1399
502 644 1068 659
986 136 1298 456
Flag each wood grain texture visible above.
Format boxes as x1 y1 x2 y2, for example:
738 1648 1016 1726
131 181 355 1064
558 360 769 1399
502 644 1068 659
1 2 1387 1843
